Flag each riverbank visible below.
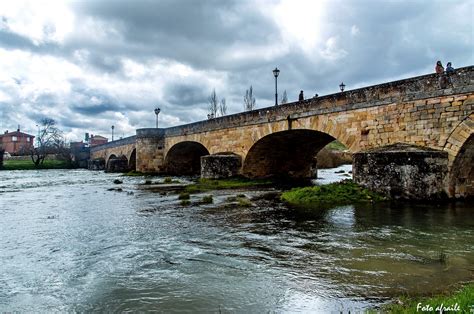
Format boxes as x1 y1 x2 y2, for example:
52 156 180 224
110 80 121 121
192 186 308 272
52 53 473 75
1 159 73 170
379 283 473 313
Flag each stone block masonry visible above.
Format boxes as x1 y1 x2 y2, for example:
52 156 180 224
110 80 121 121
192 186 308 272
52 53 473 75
353 144 448 199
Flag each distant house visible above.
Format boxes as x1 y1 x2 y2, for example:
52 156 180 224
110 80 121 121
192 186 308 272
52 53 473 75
0 129 35 154
90 135 108 147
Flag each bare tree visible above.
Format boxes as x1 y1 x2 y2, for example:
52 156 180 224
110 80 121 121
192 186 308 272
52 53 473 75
219 98 227 116
208 89 219 118
244 85 256 111
280 90 288 105
30 118 64 167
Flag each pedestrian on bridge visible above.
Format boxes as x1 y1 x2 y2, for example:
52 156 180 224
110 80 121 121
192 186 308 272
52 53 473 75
446 62 455 74
299 90 304 101
435 61 444 74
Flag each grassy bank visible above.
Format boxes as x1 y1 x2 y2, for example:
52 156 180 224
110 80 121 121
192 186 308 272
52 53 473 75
281 180 386 208
185 177 273 193
379 283 474 313
1 159 72 170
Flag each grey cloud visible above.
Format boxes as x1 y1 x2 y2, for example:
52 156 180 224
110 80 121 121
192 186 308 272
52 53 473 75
164 82 209 107
0 0 472 140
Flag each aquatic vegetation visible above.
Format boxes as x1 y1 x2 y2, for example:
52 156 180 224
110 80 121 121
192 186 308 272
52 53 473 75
180 200 191 206
226 195 252 207
281 179 386 208
178 192 190 200
201 195 213 204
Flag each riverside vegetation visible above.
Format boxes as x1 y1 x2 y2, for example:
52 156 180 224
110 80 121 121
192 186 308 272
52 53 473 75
1 159 73 170
281 179 387 209
377 283 474 313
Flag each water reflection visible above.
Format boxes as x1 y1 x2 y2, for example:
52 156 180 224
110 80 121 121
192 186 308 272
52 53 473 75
0 169 473 312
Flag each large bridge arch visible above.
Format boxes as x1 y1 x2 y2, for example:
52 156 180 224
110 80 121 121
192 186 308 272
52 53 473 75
164 141 210 175
446 114 474 197
242 129 336 178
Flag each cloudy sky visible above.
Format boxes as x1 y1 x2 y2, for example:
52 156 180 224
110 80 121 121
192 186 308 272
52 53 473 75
0 0 472 142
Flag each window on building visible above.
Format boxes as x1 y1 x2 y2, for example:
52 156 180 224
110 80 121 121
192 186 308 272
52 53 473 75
26 137 30 142
12 136 18 142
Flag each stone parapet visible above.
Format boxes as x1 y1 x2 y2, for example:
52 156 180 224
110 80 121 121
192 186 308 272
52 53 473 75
90 136 136 152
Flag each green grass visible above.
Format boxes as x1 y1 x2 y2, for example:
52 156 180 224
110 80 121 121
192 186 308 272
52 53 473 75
185 177 273 193
281 179 386 209
325 140 347 151
379 283 474 313
2 159 72 170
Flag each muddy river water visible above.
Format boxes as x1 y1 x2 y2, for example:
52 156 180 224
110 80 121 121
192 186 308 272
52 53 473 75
0 167 473 312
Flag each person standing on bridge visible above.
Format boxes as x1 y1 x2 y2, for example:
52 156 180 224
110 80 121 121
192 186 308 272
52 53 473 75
435 61 444 74
446 62 455 74
299 90 304 101
435 61 447 88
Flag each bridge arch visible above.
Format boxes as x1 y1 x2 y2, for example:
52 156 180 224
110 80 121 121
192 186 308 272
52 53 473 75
449 133 474 198
165 141 210 175
242 129 335 178
443 114 474 197
106 154 118 169
128 149 136 171
106 153 129 172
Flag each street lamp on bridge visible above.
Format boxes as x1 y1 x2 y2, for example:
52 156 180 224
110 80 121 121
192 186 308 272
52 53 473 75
339 82 346 92
273 67 280 106
154 108 161 128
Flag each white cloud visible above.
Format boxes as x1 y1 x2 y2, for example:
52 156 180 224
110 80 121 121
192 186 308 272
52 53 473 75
320 37 348 61
351 25 360 36
0 0 74 44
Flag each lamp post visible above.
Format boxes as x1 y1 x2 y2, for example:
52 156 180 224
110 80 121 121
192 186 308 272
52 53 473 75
111 125 115 141
36 124 40 147
339 82 346 92
154 108 161 128
273 67 280 106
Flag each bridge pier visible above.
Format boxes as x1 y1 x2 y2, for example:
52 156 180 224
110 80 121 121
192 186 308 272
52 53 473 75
136 128 165 173
353 143 449 199
201 154 242 179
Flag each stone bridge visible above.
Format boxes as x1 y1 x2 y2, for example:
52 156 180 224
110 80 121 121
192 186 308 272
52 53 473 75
89 136 136 172
91 66 474 199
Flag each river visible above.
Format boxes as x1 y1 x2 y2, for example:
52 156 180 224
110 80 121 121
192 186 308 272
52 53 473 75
0 167 473 312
